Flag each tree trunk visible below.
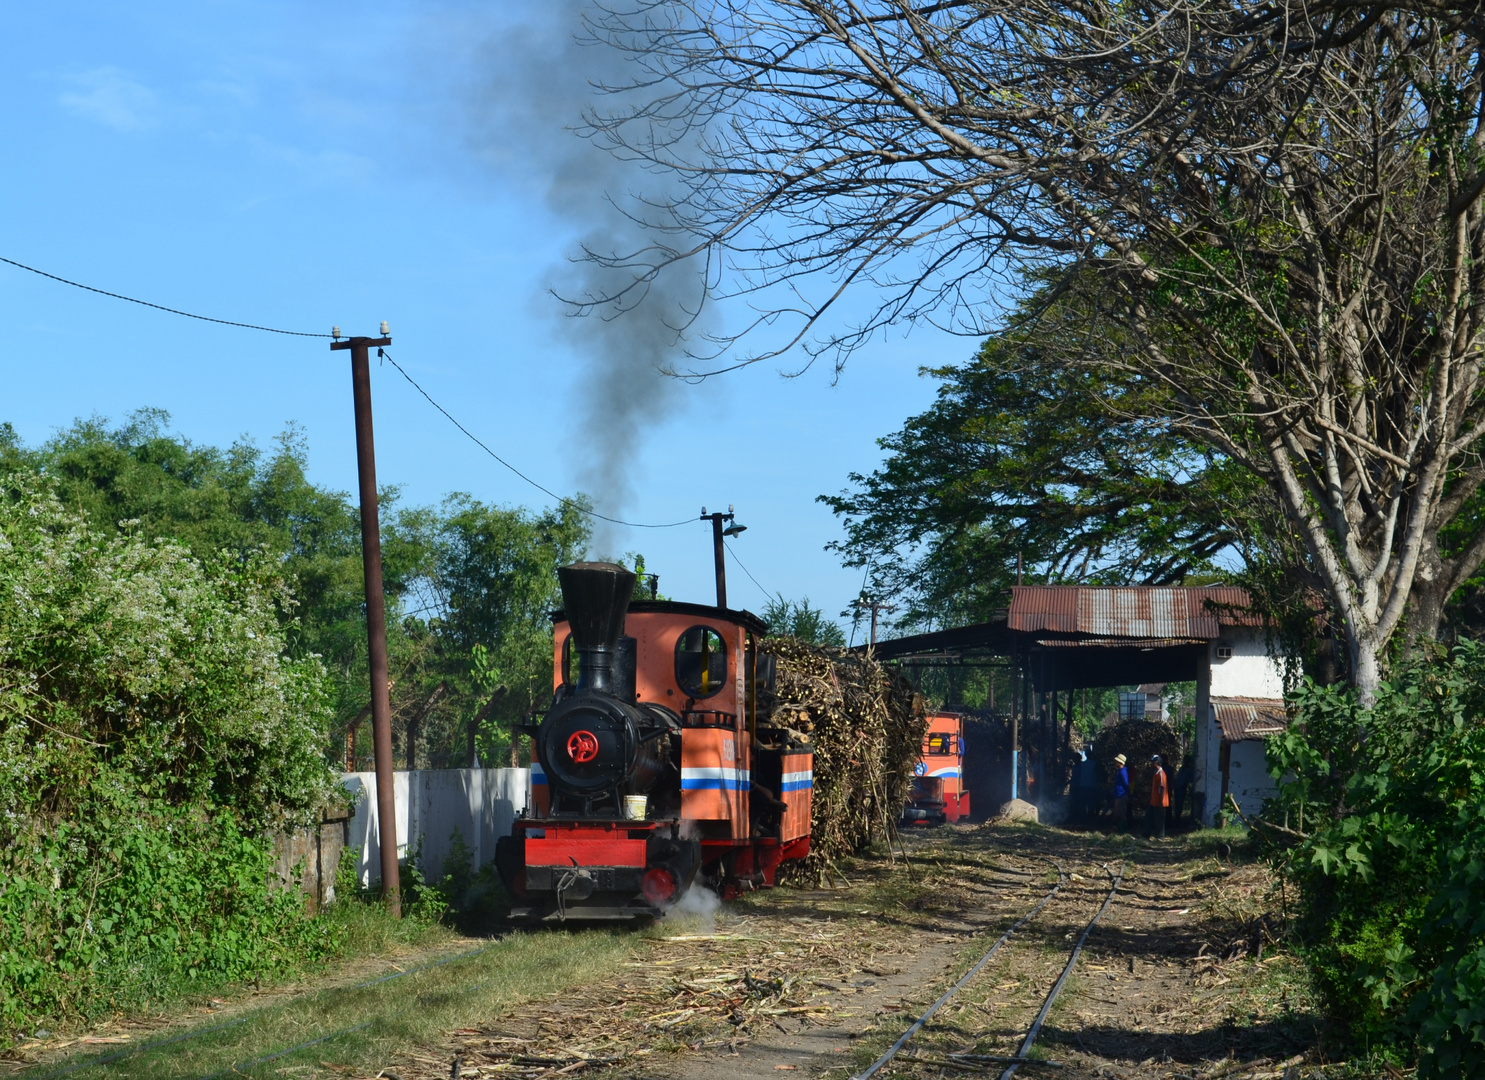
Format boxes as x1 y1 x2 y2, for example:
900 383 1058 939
1404 540 1451 643
1350 632 1383 707
404 682 448 771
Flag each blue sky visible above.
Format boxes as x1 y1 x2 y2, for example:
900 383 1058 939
0 2 976 636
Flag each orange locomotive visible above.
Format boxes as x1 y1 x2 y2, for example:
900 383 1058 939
903 712 970 825
495 562 812 921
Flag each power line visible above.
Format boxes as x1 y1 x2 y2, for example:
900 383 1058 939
0 255 331 337
376 349 694 530
724 538 775 604
0 253 697 529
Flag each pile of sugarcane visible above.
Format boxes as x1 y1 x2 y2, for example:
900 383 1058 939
1090 719 1182 798
758 639 927 870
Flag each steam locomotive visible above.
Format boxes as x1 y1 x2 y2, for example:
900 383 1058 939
494 561 812 921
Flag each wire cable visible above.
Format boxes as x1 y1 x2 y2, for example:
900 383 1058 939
28 942 495 1080
195 1022 373 1080
723 538 774 605
376 348 694 530
0 255 330 338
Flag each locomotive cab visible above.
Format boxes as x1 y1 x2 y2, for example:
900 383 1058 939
903 712 970 825
496 562 812 921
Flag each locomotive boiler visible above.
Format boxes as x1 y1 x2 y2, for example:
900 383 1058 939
495 561 812 921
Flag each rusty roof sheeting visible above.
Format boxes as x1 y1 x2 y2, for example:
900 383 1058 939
1213 696 1289 742
1008 586 1078 632
1009 585 1256 639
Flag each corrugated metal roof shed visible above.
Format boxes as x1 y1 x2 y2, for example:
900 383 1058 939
1008 586 1078 632
1213 696 1288 742
1008 585 1256 639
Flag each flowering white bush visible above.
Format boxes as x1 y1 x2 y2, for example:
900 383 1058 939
0 473 337 828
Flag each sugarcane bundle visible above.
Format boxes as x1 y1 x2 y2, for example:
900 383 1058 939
758 638 926 867
1090 719 1181 799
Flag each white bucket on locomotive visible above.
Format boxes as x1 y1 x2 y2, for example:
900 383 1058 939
494 562 812 921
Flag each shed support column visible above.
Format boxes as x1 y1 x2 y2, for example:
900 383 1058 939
1193 645 1217 827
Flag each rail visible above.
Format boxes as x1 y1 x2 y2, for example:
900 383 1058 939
999 861 1126 1079
852 861 1066 1080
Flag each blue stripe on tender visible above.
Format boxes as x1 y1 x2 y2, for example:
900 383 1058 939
779 779 813 792
680 777 752 791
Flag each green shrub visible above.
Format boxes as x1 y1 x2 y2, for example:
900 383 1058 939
0 474 342 1037
1267 641 1485 1077
0 787 342 1030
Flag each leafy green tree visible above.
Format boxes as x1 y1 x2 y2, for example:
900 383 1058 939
1266 644 1485 1076
0 471 336 825
0 472 342 1031
761 596 847 647
822 287 1291 632
3 411 599 771
389 494 590 767
588 0 1485 699
1 411 413 717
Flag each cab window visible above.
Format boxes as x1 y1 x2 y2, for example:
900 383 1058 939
675 626 728 699
926 733 957 754
560 634 581 686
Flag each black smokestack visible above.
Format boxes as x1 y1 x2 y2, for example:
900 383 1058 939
558 561 636 694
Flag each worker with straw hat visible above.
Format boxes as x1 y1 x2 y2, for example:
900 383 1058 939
1111 753 1131 833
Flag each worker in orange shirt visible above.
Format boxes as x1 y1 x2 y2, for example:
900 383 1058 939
1146 754 1169 840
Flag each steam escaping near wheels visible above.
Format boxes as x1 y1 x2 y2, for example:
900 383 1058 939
659 885 723 934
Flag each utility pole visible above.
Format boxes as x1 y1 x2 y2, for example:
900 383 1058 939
700 505 745 608
331 325 400 917
867 600 895 648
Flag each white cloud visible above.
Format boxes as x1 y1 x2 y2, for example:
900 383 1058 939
59 68 159 132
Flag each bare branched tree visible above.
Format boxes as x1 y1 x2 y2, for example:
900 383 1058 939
578 0 1485 697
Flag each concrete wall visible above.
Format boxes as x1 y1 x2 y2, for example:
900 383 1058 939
270 813 349 912
1226 740 1276 821
342 768 529 887
1210 630 1285 698
1196 628 1286 826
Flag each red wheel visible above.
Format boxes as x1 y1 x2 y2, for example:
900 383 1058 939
566 730 600 763
642 867 677 905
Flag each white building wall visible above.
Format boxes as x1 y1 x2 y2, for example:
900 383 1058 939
1195 627 1287 827
1226 741 1276 821
1210 630 1285 698
341 767 529 888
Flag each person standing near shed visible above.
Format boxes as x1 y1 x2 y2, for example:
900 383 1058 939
1171 753 1193 830
1147 755 1170 840
1074 747 1097 824
1112 753 1131 832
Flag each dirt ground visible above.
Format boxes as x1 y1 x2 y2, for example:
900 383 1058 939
388 822 1337 1080
6 821 1356 1080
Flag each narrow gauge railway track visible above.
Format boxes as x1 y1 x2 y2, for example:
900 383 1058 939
855 856 1127 1080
